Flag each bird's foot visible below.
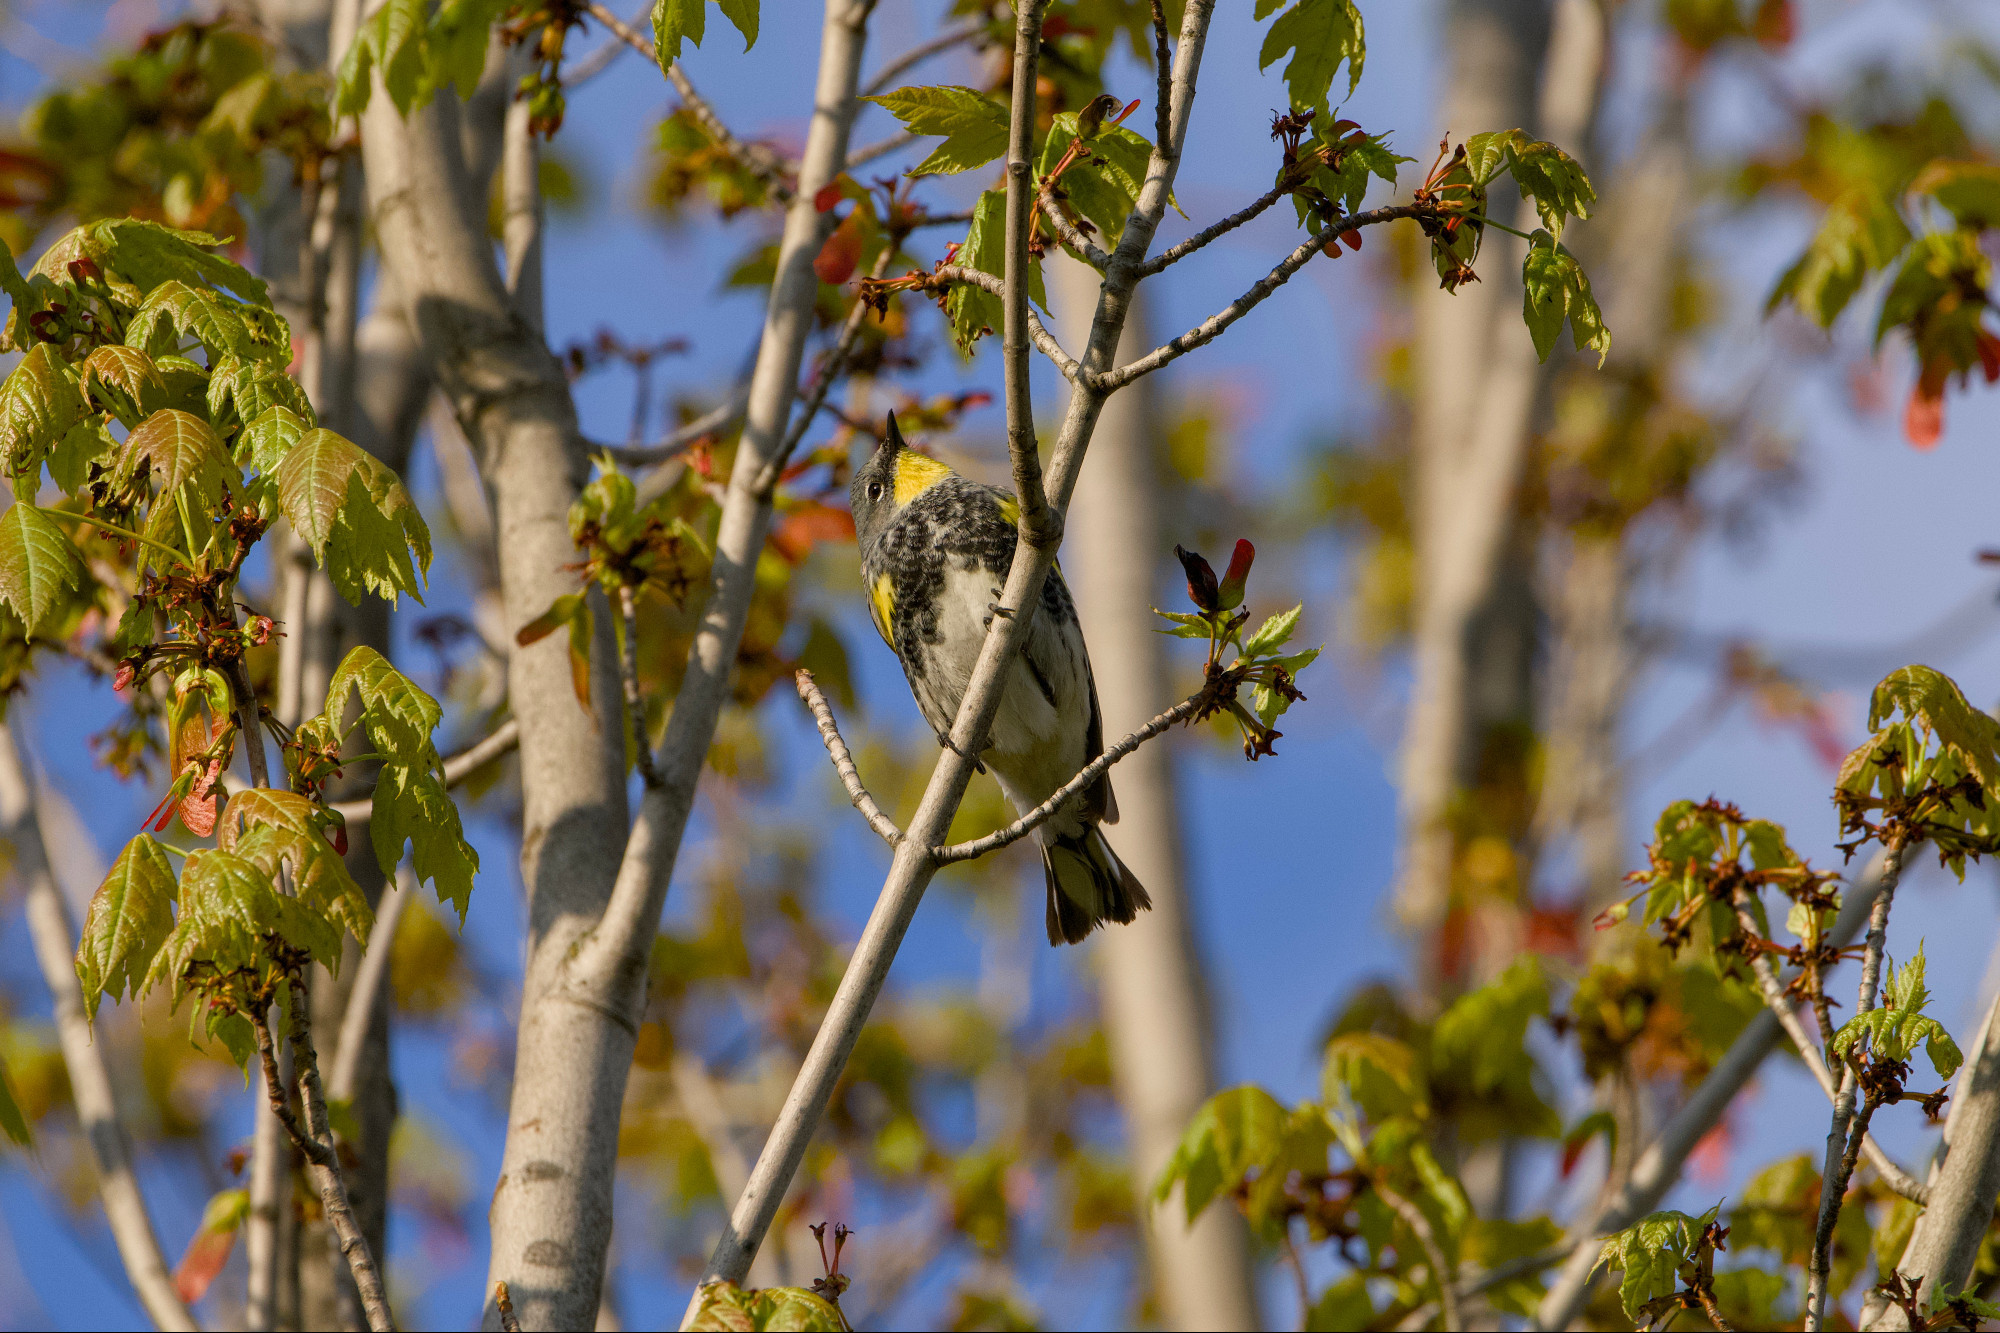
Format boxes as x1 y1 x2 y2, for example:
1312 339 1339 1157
983 597 1015 630
935 728 986 774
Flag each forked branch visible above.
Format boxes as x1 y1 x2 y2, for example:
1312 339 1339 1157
1038 178 1112 270
927 265 1081 380
796 670 1209 864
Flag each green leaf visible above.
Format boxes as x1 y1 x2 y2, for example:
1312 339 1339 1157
0 344 89 478
1306 1275 1374 1332
0 502 84 636
654 0 758 66
685 1281 844 1332
1036 113 1164 245
80 346 168 427
944 189 1047 351
276 429 431 605
319 647 478 918
1258 0 1365 112
237 406 310 477
81 219 270 309
222 791 373 949
1322 1031 1427 1120
1463 130 1595 240
145 849 343 1014
1767 188 1911 328
121 409 234 511
76 833 179 1019
48 420 114 496
1830 943 1964 1077
1914 159 2000 229
1240 604 1302 657
125 281 279 365
1432 957 1552 1100
862 85 1008 178
1592 1205 1720 1322
1153 1085 1295 1225
1839 665 2000 876
207 356 313 434
1522 232 1610 365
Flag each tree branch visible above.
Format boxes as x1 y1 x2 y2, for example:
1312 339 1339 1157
934 692 1203 862
1137 179 1291 277
618 584 661 788
0 725 195 1332
1148 0 1172 152
328 872 409 1105
1378 1180 1462 1333
930 265 1080 381
1533 851 1892 1331
795 670 902 846
327 717 520 824
753 243 897 497
846 129 917 168
691 0 1222 1301
861 19 981 97
585 2 795 203
253 999 394 1332
1097 204 1431 392
1038 177 1111 270
1729 888 1927 1203
596 388 749 467
1808 839 1906 1331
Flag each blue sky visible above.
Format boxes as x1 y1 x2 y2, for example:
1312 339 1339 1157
0 0 1997 1327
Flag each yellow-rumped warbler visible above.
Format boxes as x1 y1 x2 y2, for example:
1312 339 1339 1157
850 413 1150 945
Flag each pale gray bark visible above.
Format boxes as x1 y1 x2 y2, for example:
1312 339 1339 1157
1053 256 1259 1331
1396 0 1596 972
0 722 197 1332
361 60 632 1330
502 84 545 329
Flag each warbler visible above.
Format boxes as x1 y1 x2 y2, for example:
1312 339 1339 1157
850 413 1150 945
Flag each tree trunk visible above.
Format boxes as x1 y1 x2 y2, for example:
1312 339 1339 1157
360 66 633 1331
1053 256 1261 1331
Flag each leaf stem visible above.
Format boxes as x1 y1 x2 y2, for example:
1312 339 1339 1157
40 509 190 568
1460 210 1540 242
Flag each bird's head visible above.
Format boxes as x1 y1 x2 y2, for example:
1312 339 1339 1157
850 411 952 548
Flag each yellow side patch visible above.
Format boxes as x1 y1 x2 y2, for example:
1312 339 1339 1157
892 451 953 506
868 572 896 644
996 494 1020 529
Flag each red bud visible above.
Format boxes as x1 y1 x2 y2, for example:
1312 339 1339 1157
1978 330 2000 384
330 820 348 857
813 182 845 213
814 214 863 284
1217 539 1254 610
1342 230 1363 252
113 662 135 693
1174 545 1220 613
1906 372 1946 450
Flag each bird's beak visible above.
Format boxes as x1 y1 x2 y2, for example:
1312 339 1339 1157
882 411 906 455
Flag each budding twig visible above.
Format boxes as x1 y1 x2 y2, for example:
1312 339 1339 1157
1037 177 1112 270
1377 1180 1462 1333
796 671 902 846
928 265 1081 380
754 244 899 498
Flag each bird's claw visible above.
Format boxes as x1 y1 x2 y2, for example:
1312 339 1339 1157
935 728 986 774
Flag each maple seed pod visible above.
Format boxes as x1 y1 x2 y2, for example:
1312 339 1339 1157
1174 545 1220 613
1217 539 1255 611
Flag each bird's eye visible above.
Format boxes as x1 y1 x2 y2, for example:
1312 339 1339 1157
867 482 883 501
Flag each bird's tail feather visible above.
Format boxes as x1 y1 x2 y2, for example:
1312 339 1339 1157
1042 828 1151 946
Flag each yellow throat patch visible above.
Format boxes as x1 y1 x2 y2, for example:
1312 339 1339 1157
892 450 953 505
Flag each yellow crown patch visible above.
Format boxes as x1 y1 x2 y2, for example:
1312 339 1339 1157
892 450 953 506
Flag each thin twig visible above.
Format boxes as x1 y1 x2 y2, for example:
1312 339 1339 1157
1037 177 1111 270
565 0 647 86
1148 0 1172 153
1281 1228 1312 1329
328 717 521 824
1138 179 1291 277
1807 840 1904 1331
1378 1181 1462 1333
253 1003 395 1331
754 243 898 497
596 391 750 468
795 670 902 846
934 692 1204 862
1695 1285 1735 1332
846 129 917 169
329 872 411 1105
1728 888 1928 1203
910 209 974 229
1097 203 1430 391
861 19 982 96
586 1 794 202
496 1283 522 1333
931 264 1081 381
618 584 662 788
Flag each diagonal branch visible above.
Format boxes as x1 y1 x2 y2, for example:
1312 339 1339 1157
1097 204 1430 391
935 692 1203 862
862 19 982 96
596 390 749 467
754 243 897 496
930 265 1081 381
1138 179 1293 277
0 724 196 1332
1533 851 1893 1331
692 0 1223 1303
1728 888 1927 1203
847 129 917 168
586 2 794 202
1038 178 1111 270
1378 1181 1462 1333
795 670 901 846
